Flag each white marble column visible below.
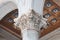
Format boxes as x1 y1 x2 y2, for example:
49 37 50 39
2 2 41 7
14 0 47 40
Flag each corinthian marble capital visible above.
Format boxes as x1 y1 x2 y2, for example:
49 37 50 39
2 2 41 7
16 10 41 31
14 10 47 32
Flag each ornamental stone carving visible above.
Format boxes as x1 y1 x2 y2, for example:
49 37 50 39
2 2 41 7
14 10 47 32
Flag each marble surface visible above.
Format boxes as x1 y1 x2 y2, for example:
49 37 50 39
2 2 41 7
0 35 7 40
0 28 20 40
48 34 60 40
40 28 60 40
